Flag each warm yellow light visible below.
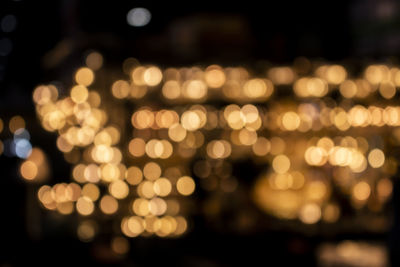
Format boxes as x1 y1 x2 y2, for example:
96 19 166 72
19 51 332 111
282 111 300 131
205 65 226 88
176 176 195 196
299 203 321 224
126 216 144 236
322 203 340 223
339 80 357 98
76 196 94 216
125 166 143 185
272 155 290 174
128 138 146 157
143 162 161 180
111 236 129 255
137 181 155 199
57 202 74 215
252 137 271 156
143 66 163 86
368 148 385 168
132 198 150 216
86 52 103 70
153 177 172 197
109 180 129 199
379 82 396 99
353 181 371 201
75 67 94 86
100 195 118 214
325 65 347 84
183 80 207 99
9 115 25 133
20 160 38 180
70 85 89 104
77 220 96 241
168 123 187 142
81 183 100 201
111 80 130 99
377 178 393 200
162 80 181 100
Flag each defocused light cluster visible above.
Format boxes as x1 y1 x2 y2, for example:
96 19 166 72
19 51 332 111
318 240 387 266
33 53 191 248
33 55 400 250
0 115 48 183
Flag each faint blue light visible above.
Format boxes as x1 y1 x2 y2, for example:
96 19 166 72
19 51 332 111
127 8 151 27
3 139 15 157
0 38 12 56
14 139 32 159
14 128 30 141
1 14 17 33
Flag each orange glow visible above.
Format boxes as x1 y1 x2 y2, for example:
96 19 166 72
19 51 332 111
205 65 226 88
70 85 89 104
75 67 94 86
100 195 118 214
176 176 195 196
9 115 25 133
20 160 38 180
86 52 103 70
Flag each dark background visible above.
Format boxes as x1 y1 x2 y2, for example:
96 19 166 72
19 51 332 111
0 0 399 266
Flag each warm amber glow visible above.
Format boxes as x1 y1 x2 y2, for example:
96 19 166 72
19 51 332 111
322 203 340 223
9 115 25 133
377 178 393 200
77 220 96 241
205 65 226 88
339 80 357 98
353 181 371 201
100 195 118 214
368 149 385 168
176 176 195 196
168 123 187 142
281 111 300 131
126 166 143 185
33 60 400 237
75 67 94 86
86 52 103 70
129 138 146 157
153 177 172 196
143 162 161 180
252 137 271 156
162 81 181 100
325 65 347 84
70 85 89 104
20 160 38 180
109 180 129 199
143 66 163 86
299 203 321 224
82 183 100 201
207 140 231 159
272 155 290 174
111 80 130 99
183 80 207 99
111 236 129 254
76 196 94 216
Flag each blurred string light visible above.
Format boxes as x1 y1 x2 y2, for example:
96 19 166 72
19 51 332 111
32 55 400 252
126 7 151 27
